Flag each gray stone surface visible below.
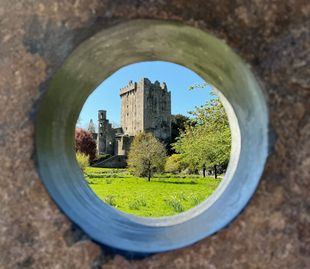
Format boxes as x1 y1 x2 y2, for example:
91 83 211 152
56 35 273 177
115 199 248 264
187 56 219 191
0 1 309 269
97 78 171 157
97 110 115 155
120 78 171 141
92 155 127 169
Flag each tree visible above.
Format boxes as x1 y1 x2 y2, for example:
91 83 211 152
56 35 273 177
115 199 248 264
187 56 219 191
165 154 185 174
128 132 167 181
75 128 97 161
166 114 189 154
173 96 231 178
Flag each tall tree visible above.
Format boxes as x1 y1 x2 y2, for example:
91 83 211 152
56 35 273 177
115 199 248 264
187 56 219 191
171 114 189 141
173 97 231 178
167 114 189 154
128 132 167 181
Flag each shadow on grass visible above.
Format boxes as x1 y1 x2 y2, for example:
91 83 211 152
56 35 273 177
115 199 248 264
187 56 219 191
150 180 198 185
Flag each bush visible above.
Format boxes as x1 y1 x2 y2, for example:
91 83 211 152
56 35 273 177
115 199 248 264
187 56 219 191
75 128 97 161
165 154 184 174
76 151 89 171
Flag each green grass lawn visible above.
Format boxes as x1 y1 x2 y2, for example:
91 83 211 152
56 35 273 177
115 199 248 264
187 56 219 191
84 167 221 217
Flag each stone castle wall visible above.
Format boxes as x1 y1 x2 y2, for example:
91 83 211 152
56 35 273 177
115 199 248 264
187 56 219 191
143 79 171 141
120 80 144 135
97 110 115 155
120 78 171 141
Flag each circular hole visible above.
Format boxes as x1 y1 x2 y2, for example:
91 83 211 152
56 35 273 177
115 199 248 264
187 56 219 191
35 20 268 253
76 61 231 218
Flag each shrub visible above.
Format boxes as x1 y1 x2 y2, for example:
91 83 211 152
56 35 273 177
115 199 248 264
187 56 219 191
164 154 184 174
76 151 89 171
75 128 97 161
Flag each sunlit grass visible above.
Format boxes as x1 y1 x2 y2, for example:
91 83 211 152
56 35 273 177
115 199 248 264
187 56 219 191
84 167 221 217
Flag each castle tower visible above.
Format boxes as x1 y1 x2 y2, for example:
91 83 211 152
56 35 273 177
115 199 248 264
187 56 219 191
97 110 115 155
120 78 171 141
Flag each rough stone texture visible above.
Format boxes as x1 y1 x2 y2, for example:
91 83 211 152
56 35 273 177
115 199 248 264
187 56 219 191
97 110 115 155
120 78 171 140
0 1 309 269
97 78 171 157
93 155 127 169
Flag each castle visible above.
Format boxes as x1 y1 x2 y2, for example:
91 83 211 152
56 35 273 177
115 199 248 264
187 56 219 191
89 78 171 158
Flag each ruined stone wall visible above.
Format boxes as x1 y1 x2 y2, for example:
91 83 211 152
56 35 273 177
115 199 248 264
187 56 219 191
115 135 134 156
97 110 115 155
0 1 309 269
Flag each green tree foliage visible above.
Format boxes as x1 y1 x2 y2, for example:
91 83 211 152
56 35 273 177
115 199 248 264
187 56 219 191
168 114 190 154
165 154 184 174
128 132 167 181
76 151 89 171
173 96 231 178
171 114 189 139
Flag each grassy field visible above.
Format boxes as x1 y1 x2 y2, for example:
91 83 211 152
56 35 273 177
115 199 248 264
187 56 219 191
84 167 221 217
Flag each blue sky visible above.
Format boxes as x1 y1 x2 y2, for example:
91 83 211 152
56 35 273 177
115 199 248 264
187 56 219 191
78 61 212 129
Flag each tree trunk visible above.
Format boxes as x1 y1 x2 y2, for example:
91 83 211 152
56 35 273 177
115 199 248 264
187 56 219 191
147 162 151 182
214 165 217 179
202 164 206 178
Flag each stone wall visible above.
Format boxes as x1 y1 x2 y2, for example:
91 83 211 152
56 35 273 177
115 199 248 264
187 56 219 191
97 110 115 155
143 79 171 141
92 155 127 169
115 135 133 156
120 78 171 140
120 80 144 135
0 1 309 269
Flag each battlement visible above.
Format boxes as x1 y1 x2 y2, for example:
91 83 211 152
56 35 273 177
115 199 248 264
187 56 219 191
120 77 171 140
97 77 171 157
119 78 169 96
119 80 137 96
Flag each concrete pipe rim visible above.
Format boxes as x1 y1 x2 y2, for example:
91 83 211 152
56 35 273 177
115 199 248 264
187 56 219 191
35 20 269 254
